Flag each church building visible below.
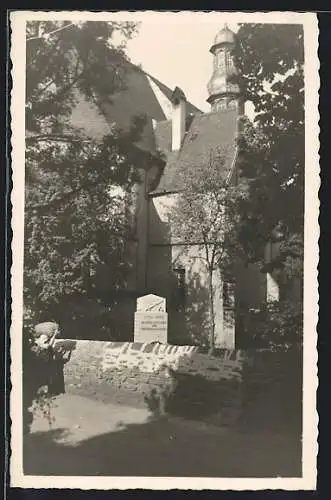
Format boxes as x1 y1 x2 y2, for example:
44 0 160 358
36 25 282 346
134 24 275 348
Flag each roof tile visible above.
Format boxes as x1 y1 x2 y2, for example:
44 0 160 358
68 63 201 153
150 108 239 194
154 120 172 152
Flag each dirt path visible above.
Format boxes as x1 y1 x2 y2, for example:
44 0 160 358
24 394 301 477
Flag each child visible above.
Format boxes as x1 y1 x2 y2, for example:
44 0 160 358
33 322 64 396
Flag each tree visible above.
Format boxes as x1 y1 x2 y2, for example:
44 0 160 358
233 24 304 288
25 20 138 132
24 123 153 320
169 148 246 352
24 21 161 330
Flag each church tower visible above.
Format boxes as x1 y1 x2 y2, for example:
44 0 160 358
207 24 243 114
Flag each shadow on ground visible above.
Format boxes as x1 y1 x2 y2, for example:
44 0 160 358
24 395 302 477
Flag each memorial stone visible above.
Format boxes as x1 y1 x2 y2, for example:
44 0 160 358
134 294 168 343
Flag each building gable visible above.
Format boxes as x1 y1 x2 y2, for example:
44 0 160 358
67 62 202 153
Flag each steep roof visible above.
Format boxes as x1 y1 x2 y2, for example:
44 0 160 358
154 119 172 152
150 107 239 195
146 73 201 116
69 62 201 152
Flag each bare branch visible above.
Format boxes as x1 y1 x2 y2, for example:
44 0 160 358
26 22 76 42
26 134 93 144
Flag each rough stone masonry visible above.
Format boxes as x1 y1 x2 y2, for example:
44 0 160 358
56 340 247 426
56 339 302 429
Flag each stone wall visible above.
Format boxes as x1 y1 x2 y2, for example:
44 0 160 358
56 340 302 431
56 340 246 426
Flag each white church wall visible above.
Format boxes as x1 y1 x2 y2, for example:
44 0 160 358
266 272 280 303
146 194 234 348
172 245 233 348
146 75 173 119
146 242 234 349
134 178 178 293
148 194 178 245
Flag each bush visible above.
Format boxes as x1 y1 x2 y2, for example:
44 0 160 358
239 300 303 350
24 291 138 341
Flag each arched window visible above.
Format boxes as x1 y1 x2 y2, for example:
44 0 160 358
173 267 185 311
225 50 233 68
217 49 225 70
223 281 235 327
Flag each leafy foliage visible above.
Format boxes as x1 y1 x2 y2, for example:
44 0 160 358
233 24 304 286
238 301 303 350
24 21 162 326
169 148 247 350
25 123 150 318
26 20 138 132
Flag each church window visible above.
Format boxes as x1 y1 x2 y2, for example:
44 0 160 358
225 50 233 68
217 50 225 70
223 281 230 307
216 100 227 111
223 281 235 308
173 267 186 310
223 281 235 327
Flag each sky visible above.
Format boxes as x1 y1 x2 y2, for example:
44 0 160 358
24 11 309 119
23 10 312 125
125 13 239 113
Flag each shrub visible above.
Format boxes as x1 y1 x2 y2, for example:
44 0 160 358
239 300 303 350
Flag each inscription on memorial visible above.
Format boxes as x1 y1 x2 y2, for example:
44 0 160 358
134 294 168 343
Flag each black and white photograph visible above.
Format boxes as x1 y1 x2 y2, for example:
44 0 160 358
10 11 319 490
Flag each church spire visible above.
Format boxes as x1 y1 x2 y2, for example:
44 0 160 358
207 24 243 113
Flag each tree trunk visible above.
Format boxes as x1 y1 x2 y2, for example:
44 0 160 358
208 269 215 355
